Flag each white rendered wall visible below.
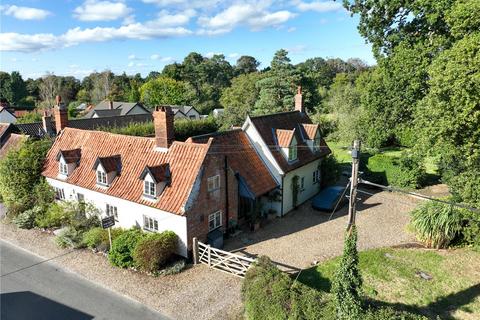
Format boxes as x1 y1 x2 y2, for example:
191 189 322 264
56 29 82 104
282 159 322 214
46 177 189 257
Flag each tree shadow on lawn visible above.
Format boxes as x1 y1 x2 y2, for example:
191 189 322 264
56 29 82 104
367 283 480 319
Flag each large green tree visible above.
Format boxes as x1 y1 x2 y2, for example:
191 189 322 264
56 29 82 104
140 77 190 107
220 72 264 128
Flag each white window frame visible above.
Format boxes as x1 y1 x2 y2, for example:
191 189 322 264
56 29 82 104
208 211 222 231
106 204 118 221
144 180 156 197
207 175 220 192
54 187 65 200
59 162 68 175
143 215 159 232
313 169 321 184
97 170 107 185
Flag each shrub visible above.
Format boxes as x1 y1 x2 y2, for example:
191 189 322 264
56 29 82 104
410 201 463 248
55 227 85 248
35 203 73 229
133 231 177 272
242 256 329 320
362 307 427 320
320 155 341 188
83 227 125 251
108 228 145 268
390 152 426 189
32 179 55 212
332 226 363 320
13 206 43 229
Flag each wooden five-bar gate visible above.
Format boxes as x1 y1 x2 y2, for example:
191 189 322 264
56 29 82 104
193 237 255 278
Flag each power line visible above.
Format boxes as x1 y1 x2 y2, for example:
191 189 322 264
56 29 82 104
358 179 480 214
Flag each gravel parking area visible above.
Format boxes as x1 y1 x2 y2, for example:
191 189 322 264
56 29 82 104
225 188 419 271
0 223 242 320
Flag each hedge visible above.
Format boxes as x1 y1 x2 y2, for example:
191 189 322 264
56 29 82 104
133 231 177 272
108 228 145 268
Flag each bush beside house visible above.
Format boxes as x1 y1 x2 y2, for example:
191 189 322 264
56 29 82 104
133 231 177 273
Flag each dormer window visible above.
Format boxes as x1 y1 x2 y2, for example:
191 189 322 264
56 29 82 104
288 141 297 161
59 163 68 175
97 170 107 185
56 149 81 177
300 124 321 153
139 164 171 200
93 155 121 187
144 180 156 197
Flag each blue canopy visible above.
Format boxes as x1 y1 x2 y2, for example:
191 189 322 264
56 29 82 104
311 186 346 211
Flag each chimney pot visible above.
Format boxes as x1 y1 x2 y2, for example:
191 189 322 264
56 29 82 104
109 100 114 110
295 86 304 113
153 105 175 149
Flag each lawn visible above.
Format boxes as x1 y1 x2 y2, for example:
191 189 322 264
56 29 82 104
297 247 480 319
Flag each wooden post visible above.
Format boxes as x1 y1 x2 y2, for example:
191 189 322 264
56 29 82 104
208 245 211 267
347 140 361 232
193 237 199 264
108 227 112 251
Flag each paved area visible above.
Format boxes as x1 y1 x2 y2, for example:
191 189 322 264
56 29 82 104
0 224 243 320
225 188 419 271
0 240 167 320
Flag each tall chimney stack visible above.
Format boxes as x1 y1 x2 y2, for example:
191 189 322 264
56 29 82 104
109 100 114 110
294 86 304 113
153 106 175 149
54 95 68 133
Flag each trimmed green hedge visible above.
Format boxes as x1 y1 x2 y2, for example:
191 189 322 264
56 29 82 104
133 231 177 272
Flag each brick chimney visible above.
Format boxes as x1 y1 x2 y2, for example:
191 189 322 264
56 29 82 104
42 110 53 136
54 95 68 133
294 86 304 113
109 100 114 110
153 106 174 149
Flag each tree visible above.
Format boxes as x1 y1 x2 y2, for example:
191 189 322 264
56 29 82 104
235 56 260 75
333 226 363 319
220 72 263 128
140 77 189 107
0 71 28 106
39 73 61 107
416 32 480 207
0 138 52 215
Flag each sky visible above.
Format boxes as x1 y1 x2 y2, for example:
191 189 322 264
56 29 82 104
0 0 375 79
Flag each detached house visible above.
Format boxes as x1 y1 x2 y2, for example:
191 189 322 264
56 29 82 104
83 101 150 119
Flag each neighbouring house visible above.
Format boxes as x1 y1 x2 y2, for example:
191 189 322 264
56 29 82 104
10 96 153 139
170 105 201 120
212 108 224 118
0 123 24 159
42 106 245 257
83 100 150 119
241 87 331 214
0 107 17 124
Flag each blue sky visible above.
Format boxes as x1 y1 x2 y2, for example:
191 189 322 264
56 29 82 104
0 0 375 79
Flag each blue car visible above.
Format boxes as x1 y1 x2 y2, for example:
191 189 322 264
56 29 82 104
312 186 347 211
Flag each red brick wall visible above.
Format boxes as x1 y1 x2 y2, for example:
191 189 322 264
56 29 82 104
185 154 238 251
54 108 68 133
153 106 174 148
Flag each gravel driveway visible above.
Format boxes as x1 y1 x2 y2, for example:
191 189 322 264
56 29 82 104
225 188 419 271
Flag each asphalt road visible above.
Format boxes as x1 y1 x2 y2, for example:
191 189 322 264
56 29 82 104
0 240 168 320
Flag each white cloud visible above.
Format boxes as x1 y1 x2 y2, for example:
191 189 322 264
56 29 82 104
128 61 135 67
1 5 51 20
73 0 132 22
161 56 173 62
294 1 343 12
228 53 239 59
156 9 196 27
205 52 220 58
150 54 160 60
128 54 138 60
142 0 220 9
0 24 192 52
198 3 296 34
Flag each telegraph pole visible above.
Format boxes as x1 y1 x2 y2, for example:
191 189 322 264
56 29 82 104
347 140 361 232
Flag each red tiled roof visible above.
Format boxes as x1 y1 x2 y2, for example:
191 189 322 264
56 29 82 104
189 129 278 197
140 164 171 183
94 155 121 173
300 123 319 140
42 128 211 215
275 129 295 148
250 111 331 173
